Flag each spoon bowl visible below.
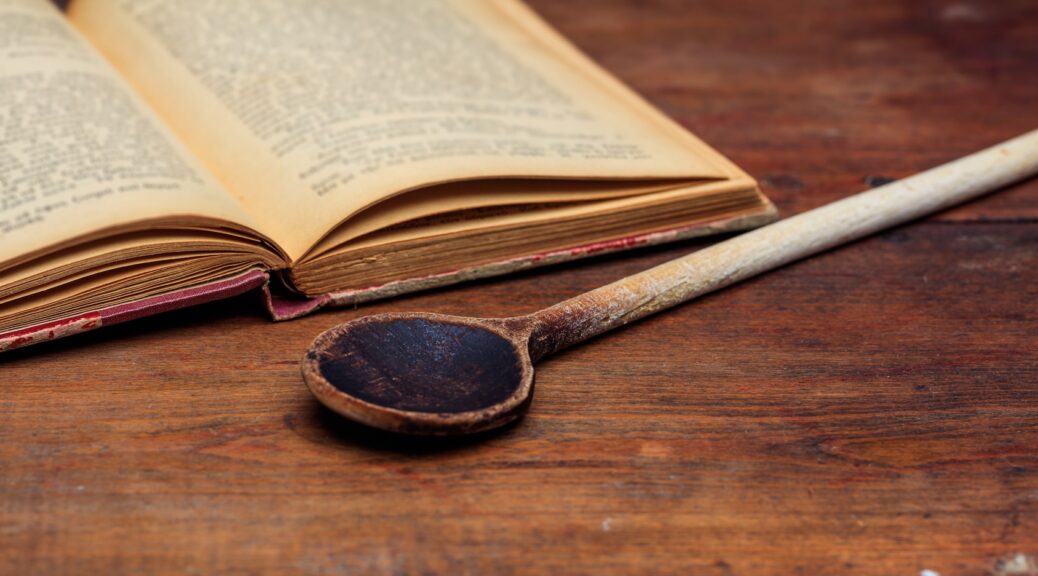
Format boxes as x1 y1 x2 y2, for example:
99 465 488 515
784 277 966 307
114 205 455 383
302 313 536 435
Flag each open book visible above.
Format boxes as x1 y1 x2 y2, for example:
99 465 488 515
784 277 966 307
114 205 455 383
0 0 775 351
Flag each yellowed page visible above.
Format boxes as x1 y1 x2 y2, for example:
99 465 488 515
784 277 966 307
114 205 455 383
305 179 694 259
69 0 736 260
290 179 765 295
0 256 258 331
0 230 268 300
0 0 263 269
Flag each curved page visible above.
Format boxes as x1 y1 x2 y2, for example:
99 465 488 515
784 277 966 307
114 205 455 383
0 0 261 269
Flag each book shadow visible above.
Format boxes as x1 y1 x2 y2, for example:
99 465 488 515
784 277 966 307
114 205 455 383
1 290 265 362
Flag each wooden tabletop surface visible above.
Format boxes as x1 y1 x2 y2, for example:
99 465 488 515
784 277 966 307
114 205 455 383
5 1 1038 574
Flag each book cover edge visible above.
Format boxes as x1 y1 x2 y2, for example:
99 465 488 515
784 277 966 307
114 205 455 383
0 205 777 353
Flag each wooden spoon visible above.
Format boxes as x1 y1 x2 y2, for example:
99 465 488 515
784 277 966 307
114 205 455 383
302 130 1038 435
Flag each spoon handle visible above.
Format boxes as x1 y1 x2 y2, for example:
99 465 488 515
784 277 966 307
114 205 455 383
526 129 1038 360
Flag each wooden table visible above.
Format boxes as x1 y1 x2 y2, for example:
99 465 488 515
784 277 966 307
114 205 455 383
4 1 1037 574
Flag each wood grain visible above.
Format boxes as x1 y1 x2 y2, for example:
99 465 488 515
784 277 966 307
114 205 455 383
4 0 1038 573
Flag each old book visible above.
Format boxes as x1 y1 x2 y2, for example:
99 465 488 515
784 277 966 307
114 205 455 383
0 0 776 351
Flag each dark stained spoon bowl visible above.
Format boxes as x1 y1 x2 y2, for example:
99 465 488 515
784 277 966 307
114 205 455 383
302 313 537 435
302 131 1038 435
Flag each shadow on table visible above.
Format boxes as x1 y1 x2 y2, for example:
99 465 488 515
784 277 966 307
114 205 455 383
308 401 519 455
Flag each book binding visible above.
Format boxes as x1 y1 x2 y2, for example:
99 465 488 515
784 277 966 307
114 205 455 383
1 210 772 352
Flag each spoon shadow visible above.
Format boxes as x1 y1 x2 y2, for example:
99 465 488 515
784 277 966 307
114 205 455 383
308 401 521 454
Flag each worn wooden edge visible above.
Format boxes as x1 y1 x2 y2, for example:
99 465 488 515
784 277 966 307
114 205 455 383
300 312 537 435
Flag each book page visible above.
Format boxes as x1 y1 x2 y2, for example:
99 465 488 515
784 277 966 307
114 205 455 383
0 0 261 269
69 0 739 260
